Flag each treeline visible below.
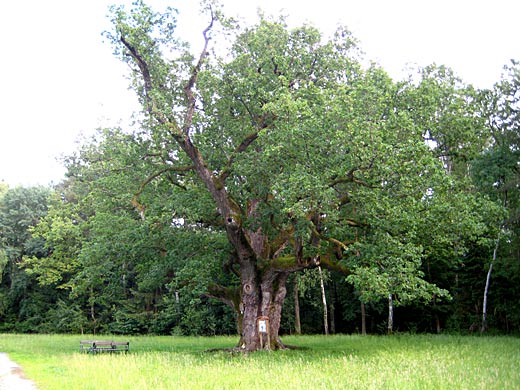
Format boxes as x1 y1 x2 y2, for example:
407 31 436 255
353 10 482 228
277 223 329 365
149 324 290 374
0 10 518 336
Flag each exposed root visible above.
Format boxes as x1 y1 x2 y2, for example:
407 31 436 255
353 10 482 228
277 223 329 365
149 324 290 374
205 343 307 354
205 347 248 354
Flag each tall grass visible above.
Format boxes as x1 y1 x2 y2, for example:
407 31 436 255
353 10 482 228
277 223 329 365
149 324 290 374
1 334 518 389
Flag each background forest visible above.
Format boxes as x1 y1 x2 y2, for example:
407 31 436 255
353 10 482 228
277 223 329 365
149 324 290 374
0 4 519 338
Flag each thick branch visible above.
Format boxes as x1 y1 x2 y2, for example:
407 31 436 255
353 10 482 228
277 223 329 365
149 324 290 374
260 255 307 273
318 253 351 275
218 131 259 182
206 284 240 310
120 34 153 114
120 34 183 140
310 226 354 251
120 10 257 263
131 167 188 219
182 7 214 135
330 167 375 188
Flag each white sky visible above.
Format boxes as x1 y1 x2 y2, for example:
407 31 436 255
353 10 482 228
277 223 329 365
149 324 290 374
0 0 518 187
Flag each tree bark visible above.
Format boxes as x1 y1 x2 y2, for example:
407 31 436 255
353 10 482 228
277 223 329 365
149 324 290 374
330 297 336 334
435 315 441 334
268 273 289 348
360 300 366 335
481 234 500 333
232 267 292 351
89 286 97 335
238 258 261 351
387 294 394 335
293 279 301 335
318 266 329 335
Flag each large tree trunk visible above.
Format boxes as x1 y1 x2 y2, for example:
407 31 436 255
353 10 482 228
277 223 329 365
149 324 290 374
234 264 290 351
266 272 289 348
236 257 260 351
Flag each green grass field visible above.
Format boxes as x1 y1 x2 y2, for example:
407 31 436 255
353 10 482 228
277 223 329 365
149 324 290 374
0 334 519 389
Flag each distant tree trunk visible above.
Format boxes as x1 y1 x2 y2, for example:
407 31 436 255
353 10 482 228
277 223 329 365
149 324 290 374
293 279 301 335
318 266 329 335
361 300 367 335
435 314 441 334
89 286 97 335
431 294 441 333
482 233 500 333
330 300 336 334
387 294 394 335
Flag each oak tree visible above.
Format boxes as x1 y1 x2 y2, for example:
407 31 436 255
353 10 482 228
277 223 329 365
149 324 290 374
105 2 476 350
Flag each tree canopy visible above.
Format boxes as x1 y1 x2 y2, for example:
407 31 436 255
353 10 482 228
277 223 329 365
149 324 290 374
1 2 518 343
98 2 505 349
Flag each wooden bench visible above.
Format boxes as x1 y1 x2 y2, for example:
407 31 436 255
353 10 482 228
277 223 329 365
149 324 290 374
80 340 129 353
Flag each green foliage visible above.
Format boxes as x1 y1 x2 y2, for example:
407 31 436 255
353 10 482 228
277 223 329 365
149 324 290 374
0 182 8 197
403 64 489 177
0 3 518 337
469 60 520 333
0 248 6 284
0 186 51 254
0 186 52 331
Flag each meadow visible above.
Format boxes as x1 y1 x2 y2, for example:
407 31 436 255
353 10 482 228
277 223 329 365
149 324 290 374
0 334 519 389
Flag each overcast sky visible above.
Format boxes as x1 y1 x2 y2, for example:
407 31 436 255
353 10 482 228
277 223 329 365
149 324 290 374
1 0 518 187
